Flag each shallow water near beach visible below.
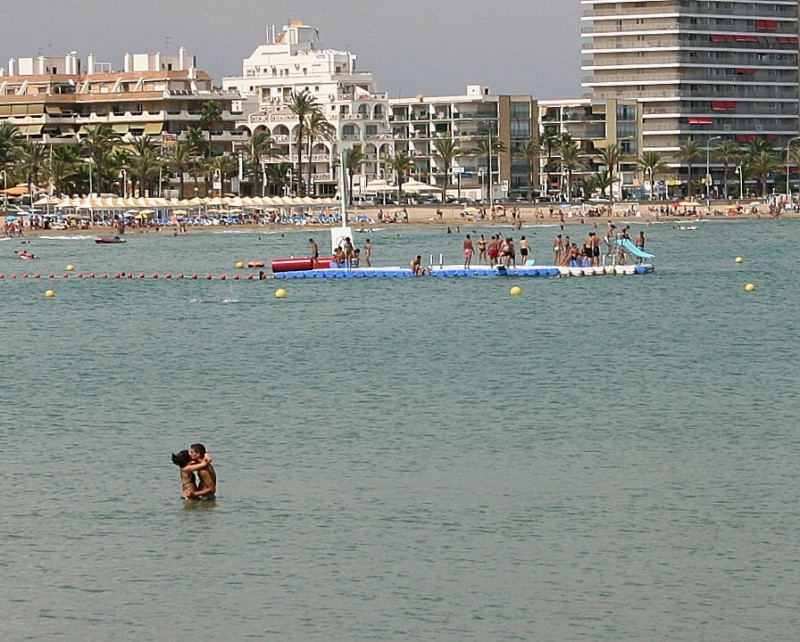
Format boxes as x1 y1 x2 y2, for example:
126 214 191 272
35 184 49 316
1 219 799 641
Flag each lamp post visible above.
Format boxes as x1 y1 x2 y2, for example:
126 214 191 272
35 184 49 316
483 119 494 209
735 165 743 199
0 169 7 212
213 169 221 197
784 136 800 205
705 136 721 201
645 166 653 201
119 169 127 199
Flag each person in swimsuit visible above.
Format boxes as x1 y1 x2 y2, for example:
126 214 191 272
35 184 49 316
519 236 529 264
309 238 319 267
364 238 373 267
183 443 216 500
411 255 428 276
488 235 500 267
463 234 474 268
172 450 202 499
477 234 487 265
553 234 563 264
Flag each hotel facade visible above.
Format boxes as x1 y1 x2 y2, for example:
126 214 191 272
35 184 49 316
581 0 800 186
0 49 242 155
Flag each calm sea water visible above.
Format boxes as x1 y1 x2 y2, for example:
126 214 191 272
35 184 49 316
1 219 798 641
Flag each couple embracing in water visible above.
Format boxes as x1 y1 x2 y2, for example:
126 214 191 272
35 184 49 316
171 443 216 501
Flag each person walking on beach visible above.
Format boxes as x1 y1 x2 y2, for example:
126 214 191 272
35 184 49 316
463 234 474 268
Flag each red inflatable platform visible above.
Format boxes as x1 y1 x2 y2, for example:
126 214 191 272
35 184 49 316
271 257 332 273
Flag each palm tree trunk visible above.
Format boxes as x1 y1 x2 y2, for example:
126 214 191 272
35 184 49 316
296 127 304 197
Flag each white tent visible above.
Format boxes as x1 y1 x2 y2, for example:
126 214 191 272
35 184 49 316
402 179 441 194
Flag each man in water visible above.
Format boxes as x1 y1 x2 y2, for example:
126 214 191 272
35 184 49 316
185 443 217 500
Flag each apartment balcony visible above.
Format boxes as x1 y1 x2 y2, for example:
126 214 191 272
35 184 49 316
584 5 798 19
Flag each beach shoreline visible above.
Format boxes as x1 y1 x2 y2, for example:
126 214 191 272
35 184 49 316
6 202 796 239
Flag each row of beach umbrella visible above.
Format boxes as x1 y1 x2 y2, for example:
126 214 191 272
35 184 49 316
32 195 339 210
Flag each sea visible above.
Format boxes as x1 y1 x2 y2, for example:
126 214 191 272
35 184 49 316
1 218 798 641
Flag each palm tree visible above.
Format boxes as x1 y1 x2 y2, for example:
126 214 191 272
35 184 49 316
513 140 541 202
787 143 800 202
386 150 414 202
472 129 507 202
677 139 704 197
79 124 121 194
432 134 462 200
127 136 162 197
595 143 623 204
183 127 206 196
206 154 238 195
287 89 320 196
198 101 223 157
241 130 279 197
590 169 615 199
49 144 80 195
169 140 195 199
0 121 23 170
638 150 667 200
711 140 743 200
557 137 584 200
342 147 366 205
17 141 48 199
266 161 293 196
304 112 335 196
746 149 781 197
540 126 559 196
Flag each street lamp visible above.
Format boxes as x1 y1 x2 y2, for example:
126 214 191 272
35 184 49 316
705 136 721 201
0 169 7 212
735 165 743 199
213 169 221 196
644 166 653 201
483 119 495 209
119 168 127 199
784 136 800 205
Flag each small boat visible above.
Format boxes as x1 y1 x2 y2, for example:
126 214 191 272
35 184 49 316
95 236 126 244
18 251 36 260
676 225 698 231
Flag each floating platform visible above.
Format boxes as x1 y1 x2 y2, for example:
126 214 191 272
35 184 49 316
273 264 654 280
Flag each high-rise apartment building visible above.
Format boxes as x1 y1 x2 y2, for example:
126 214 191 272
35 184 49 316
581 0 800 185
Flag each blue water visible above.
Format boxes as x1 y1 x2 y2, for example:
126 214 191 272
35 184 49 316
1 220 798 641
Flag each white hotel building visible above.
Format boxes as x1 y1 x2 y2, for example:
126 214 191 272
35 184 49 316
581 0 800 184
223 22 393 196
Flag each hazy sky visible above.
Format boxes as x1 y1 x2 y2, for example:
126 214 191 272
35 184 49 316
2 0 583 99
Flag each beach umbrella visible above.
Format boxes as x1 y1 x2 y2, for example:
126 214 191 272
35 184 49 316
6 215 17 221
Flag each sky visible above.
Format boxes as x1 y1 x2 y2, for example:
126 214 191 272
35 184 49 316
1 0 583 99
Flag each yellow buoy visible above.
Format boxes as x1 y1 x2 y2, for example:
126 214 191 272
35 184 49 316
734 257 744 264
44 289 56 298
510 286 522 297
745 283 756 292
65 264 75 272
275 288 287 299
235 261 245 269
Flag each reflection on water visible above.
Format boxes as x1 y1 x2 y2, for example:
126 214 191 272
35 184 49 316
1 221 799 641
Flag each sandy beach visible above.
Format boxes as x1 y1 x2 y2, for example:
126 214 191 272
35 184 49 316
4 201 794 239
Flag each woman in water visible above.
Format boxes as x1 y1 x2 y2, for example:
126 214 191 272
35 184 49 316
171 450 213 499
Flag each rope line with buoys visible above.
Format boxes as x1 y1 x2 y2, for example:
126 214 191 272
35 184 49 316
0 273 273 280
